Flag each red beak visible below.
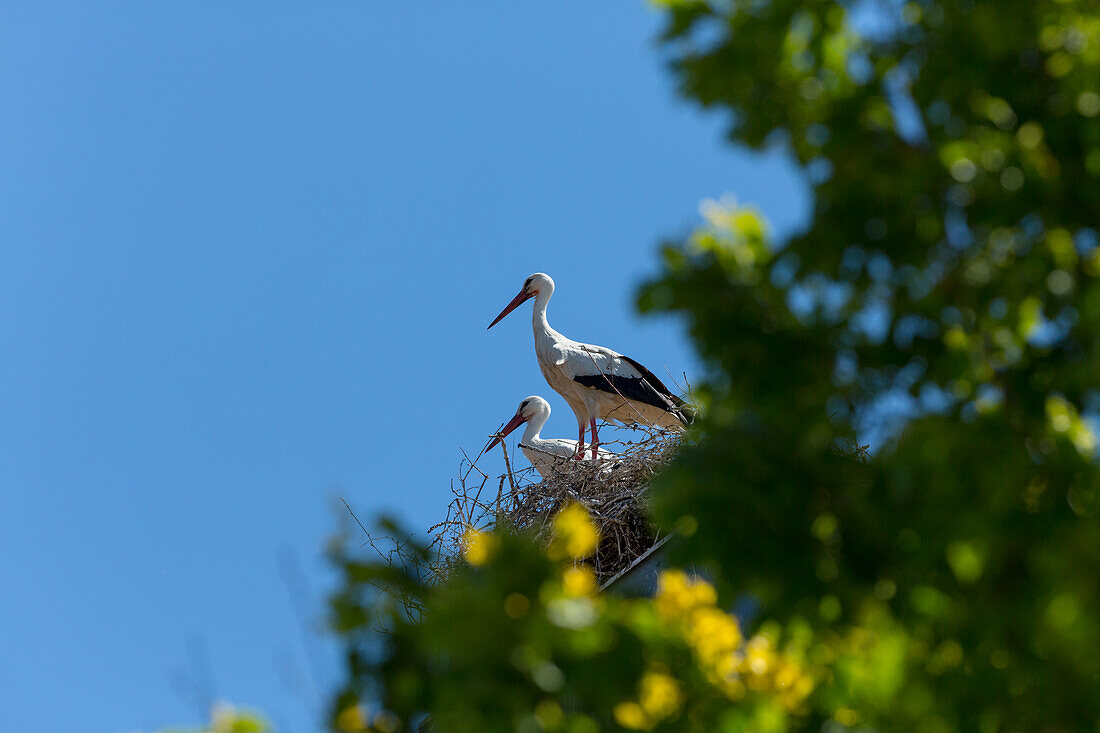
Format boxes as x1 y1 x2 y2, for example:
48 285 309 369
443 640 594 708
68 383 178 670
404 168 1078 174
487 289 533 329
485 411 528 452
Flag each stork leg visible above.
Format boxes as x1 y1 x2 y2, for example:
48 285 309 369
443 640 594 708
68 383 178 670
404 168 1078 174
589 418 600 459
574 424 587 459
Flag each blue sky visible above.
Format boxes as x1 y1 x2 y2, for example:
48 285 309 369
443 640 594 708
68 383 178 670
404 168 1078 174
0 2 807 731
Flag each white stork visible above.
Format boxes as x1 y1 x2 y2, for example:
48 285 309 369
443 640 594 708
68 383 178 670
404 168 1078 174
485 395 611 478
488 273 694 458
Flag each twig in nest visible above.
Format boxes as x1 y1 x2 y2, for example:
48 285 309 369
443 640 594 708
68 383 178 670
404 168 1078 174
500 440 518 503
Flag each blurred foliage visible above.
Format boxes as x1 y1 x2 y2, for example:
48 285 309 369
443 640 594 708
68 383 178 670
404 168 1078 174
639 0 1100 729
325 0 1100 730
330 506 819 732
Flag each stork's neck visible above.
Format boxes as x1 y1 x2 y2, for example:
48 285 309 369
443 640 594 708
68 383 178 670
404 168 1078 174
522 409 549 445
521 422 542 447
531 289 553 334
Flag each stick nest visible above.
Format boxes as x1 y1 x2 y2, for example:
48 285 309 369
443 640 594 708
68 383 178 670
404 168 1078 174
430 424 683 585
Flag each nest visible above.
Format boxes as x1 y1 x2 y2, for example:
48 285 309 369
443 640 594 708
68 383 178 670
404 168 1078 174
429 423 684 585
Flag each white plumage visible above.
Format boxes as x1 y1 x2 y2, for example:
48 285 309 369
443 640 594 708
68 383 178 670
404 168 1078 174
488 273 693 458
485 396 610 478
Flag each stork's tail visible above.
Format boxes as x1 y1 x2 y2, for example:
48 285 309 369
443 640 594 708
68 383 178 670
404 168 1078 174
671 395 696 427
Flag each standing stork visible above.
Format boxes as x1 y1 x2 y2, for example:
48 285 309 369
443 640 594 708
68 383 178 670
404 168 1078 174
485 396 611 478
488 273 693 458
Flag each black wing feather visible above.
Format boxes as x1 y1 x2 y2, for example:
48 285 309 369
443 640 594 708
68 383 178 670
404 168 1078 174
572 354 692 425
619 356 683 406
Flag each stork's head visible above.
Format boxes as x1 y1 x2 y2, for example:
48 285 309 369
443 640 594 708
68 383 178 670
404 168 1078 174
487 273 555 329
485 395 550 452
517 395 550 421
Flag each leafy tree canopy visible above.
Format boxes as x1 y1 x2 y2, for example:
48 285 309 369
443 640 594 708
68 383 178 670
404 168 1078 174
640 0 1100 728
